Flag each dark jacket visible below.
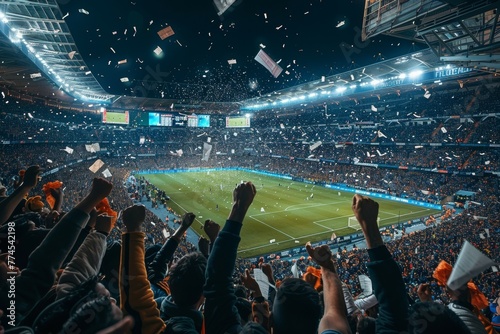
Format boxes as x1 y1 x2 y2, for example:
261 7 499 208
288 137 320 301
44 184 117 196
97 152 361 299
366 245 409 333
160 295 203 333
0 208 90 327
203 220 242 334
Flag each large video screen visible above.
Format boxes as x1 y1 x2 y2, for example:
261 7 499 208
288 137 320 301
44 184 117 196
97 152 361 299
226 116 250 128
149 113 161 126
102 110 129 125
135 112 210 127
188 114 210 128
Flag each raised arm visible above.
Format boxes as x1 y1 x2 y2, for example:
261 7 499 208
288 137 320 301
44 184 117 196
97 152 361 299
0 166 41 225
56 214 114 299
119 204 165 334
306 243 351 334
147 212 195 284
204 182 256 334
0 178 112 326
352 194 409 333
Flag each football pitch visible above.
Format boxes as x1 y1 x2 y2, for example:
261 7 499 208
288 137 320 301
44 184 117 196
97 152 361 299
139 170 440 258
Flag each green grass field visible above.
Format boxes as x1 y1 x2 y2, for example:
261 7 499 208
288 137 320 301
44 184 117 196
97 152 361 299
139 170 440 258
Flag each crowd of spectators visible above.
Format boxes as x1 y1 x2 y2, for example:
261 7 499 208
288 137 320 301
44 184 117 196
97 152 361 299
0 83 499 333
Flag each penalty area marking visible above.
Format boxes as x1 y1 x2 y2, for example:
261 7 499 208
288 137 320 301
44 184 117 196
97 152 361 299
284 201 345 212
248 216 295 239
239 208 434 254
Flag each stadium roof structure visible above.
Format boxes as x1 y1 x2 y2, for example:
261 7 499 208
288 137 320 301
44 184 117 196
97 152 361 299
362 0 500 71
0 0 115 104
0 0 497 115
240 48 488 111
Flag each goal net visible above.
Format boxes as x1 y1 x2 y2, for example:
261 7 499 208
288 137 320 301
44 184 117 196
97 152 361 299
348 217 362 230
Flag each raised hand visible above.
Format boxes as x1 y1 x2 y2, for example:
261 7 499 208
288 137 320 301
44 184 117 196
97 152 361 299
181 212 196 229
232 182 257 210
352 194 379 226
351 195 383 249
306 242 336 272
198 236 210 258
417 283 433 302
228 181 256 224
95 214 114 235
22 165 42 189
240 269 262 297
122 204 146 233
203 219 220 243
90 178 113 201
259 263 275 284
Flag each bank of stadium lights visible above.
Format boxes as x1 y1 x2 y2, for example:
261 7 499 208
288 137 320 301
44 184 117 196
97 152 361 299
248 68 430 109
0 11 8 23
245 83 362 109
408 69 423 79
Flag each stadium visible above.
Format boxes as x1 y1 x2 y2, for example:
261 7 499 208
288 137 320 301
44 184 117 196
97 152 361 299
0 0 499 333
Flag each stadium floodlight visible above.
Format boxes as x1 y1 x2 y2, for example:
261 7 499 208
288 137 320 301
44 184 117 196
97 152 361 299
399 73 407 79
336 86 347 93
0 12 8 23
371 79 381 86
298 95 306 100
281 98 290 103
245 113 251 118
409 70 423 79
308 92 318 98
350 84 357 89
320 90 329 95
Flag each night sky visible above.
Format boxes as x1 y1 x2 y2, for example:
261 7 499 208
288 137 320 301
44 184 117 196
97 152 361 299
59 0 422 102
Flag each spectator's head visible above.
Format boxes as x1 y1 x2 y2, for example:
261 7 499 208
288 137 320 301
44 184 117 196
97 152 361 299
234 284 248 299
61 296 122 334
357 316 376 334
235 297 252 326
168 252 207 308
272 278 321 334
240 321 268 334
408 302 470 334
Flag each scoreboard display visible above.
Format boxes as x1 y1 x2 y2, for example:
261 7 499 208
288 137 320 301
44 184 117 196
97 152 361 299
102 110 129 125
226 116 250 128
136 112 210 128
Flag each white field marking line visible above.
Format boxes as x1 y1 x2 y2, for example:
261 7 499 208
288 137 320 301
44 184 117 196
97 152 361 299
239 208 435 253
312 212 369 231
248 216 295 239
284 200 345 212
314 213 354 224
378 208 431 223
238 227 346 253
251 201 345 218
162 174 205 230
313 221 334 231
379 210 399 217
